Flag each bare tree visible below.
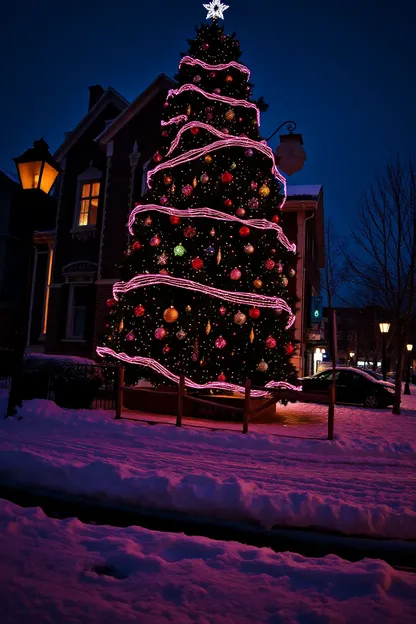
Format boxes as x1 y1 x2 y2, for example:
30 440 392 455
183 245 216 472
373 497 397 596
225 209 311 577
349 159 416 414
321 217 350 311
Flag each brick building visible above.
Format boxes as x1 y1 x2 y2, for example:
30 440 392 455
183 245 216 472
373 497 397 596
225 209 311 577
23 77 324 377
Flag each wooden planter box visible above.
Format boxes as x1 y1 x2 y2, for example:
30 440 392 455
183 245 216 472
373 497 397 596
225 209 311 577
121 387 276 422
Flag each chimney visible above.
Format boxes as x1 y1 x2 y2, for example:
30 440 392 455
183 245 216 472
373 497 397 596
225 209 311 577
88 85 105 111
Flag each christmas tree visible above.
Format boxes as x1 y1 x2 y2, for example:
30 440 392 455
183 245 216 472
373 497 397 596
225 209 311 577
98 2 298 394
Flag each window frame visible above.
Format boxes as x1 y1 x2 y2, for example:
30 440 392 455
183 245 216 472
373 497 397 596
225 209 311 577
65 284 89 341
72 167 103 232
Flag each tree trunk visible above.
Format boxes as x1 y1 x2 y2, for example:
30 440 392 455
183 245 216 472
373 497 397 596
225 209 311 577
392 328 406 415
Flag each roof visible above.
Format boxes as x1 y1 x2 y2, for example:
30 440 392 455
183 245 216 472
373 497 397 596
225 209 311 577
54 87 130 163
286 185 322 199
96 74 176 145
0 168 19 185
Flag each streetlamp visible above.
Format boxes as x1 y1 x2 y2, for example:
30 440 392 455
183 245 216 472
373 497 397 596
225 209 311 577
379 322 391 381
404 343 413 396
6 139 60 418
349 351 355 366
266 121 306 176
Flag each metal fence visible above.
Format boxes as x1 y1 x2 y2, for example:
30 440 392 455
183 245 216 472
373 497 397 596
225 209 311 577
0 348 119 411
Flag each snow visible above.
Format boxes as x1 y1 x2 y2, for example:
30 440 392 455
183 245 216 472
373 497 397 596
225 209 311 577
25 353 96 365
1 499 415 624
0 390 415 539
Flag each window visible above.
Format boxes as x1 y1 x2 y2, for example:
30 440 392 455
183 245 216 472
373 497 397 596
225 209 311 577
317 370 340 381
66 286 89 340
78 182 100 227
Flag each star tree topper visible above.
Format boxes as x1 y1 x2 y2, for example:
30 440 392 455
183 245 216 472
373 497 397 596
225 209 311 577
203 1 229 20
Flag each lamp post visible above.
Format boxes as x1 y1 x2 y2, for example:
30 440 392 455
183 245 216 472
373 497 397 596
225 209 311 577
379 322 391 381
266 121 307 177
349 351 355 367
5 139 59 418
404 343 413 396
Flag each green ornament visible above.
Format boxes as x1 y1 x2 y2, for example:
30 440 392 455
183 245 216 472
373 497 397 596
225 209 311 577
174 244 186 257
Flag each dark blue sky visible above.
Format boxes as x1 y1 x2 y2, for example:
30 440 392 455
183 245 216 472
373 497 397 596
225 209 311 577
1 0 415 231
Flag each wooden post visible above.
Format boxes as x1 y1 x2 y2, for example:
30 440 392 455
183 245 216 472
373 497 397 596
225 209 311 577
176 374 185 427
328 384 335 440
243 378 251 434
115 366 125 420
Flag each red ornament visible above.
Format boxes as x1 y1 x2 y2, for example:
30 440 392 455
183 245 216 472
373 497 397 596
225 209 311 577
218 373 227 382
225 75 233 83
182 185 193 197
170 215 181 225
163 345 171 354
266 336 277 349
236 207 245 217
219 306 227 316
106 298 116 309
210 72 216 78
230 268 242 281
285 343 295 355
214 88 221 94
190 126 200 135
265 259 275 270
164 175 173 185
249 307 261 319
272 215 280 224
221 171 233 184
150 236 161 247
191 257 204 270
224 199 233 208
134 305 145 317
161 130 168 137
184 225 196 238
239 226 251 237
153 151 163 163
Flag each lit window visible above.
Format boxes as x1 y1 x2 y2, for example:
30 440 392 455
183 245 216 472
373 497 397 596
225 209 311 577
78 182 100 227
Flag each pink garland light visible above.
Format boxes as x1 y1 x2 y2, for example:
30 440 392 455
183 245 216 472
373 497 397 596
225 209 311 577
112 273 295 329
147 136 286 205
129 204 296 253
161 115 189 127
179 55 251 79
97 346 301 397
165 120 267 157
167 84 261 126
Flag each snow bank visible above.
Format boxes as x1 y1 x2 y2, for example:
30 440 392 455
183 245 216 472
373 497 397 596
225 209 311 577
1 499 415 624
0 392 415 539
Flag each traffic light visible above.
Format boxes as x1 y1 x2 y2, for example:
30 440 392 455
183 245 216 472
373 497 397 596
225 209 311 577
310 296 323 324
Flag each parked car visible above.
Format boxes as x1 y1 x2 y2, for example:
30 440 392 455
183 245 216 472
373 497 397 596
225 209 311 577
359 368 395 385
299 367 396 408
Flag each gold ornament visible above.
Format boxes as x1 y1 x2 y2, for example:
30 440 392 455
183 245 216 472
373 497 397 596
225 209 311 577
164 175 173 185
210 227 216 237
250 327 255 343
253 278 263 289
225 109 235 121
171 183 176 194
234 311 247 326
206 320 211 335
230 161 237 170
205 155 213 164
186 104 191 116
163 306 179 323
193 176 198 188
258 360 269 372
217 247 222 265
118 319 124 332
185 305 192 313
259 184 271 198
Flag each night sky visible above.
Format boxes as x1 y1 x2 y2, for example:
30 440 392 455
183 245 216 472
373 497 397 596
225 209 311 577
1 0 415 232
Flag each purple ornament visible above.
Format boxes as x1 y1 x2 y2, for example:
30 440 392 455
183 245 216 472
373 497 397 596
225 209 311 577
126 331 135 342
245 148 254 157
248 198 259 210
160 196 169 205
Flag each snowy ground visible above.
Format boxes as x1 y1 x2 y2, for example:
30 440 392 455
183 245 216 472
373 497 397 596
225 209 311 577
0 391 415 539
1 499 415 624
